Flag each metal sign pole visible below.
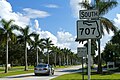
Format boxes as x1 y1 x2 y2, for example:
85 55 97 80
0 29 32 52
88 39 91 80
77 47 87 80
82 57 84 80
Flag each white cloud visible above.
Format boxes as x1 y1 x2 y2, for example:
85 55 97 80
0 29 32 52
70 0 91 18
56 31 79 53
40 31 58 45
44 4 59 8
0 0 50 28
33 27 58 45
70 0 83 18
57 31 74 43
114 14 120 28
34 19 39 29
23 8 50 18
0 0 30 28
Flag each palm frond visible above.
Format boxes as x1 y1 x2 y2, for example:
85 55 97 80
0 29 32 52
98 0 118 15
0 28 5 34
7 19 14 27
79 2 92 9
11 24 20 31
101 17 117 34
10 33 17 42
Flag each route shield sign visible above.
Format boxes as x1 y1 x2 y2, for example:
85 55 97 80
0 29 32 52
77 20 101 40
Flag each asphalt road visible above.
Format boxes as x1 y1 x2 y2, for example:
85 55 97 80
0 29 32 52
0 65 81 80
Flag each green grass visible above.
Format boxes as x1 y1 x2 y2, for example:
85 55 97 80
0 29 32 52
54 65 72 69
51 72 120 80
0 66 34 78
0 70 33 78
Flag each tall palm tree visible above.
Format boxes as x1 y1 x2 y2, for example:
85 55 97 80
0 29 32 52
0 19 19 73
63 48 71 66
30 33 44 65
17 26 35 71
44 38 54 64
61 48 66 66
62 48 68 65
57 47 62 66
80 0 118 73
51 46 58 66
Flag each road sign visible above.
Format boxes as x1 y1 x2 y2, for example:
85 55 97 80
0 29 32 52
77 47 87 57
79 10 99 19
77 20 101 40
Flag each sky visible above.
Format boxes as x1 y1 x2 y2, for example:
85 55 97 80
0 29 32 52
0 0 120 53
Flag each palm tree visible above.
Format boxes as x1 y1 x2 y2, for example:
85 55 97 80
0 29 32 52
51 46 58 66
17 26 35 71
44 38 54 64
30 33 44 65
0 19 19 73
61 48 68 66
80 0 118 73
63 48 71 66
57 47 62 66
61 48 66 66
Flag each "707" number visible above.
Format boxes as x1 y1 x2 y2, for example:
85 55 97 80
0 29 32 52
79 27 96 35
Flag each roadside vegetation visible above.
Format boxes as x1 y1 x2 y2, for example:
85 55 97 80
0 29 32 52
0 66 34 78
51 72 120 80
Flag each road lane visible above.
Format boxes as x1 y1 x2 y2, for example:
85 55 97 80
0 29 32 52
0 65 82 80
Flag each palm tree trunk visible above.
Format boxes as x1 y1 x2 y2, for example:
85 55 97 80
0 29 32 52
59 56 61 66
54 53 56 66
36 47 38 65
5 34 9 73
64 55 65 66
97 39 102 73
25 41 28 71
67 54 68 66
47 50 49 64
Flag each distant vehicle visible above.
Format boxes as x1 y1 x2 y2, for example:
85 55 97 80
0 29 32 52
34 63 54 76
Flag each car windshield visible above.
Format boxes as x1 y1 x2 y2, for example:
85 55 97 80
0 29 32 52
37 64 47 67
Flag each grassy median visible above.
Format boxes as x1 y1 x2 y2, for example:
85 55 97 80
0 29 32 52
0 70 33 78
51 72 120 80
0 66 34 78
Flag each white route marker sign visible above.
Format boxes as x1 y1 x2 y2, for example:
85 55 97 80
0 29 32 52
77 20 101 40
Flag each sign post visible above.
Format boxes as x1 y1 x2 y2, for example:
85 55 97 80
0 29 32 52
76 9 101 80
88 39 91 80
77 47 87 80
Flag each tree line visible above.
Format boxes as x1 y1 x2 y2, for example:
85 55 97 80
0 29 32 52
0 19 80 73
